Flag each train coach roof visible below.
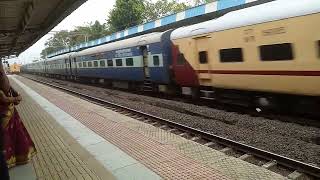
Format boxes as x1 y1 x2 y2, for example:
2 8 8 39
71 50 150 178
46 52 74 62
22 60 43 66
44 31 165 62
171 0 320 40
75 32 165 57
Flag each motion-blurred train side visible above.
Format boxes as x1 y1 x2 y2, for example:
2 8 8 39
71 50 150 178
23 31 175 92
171 0 320 112
22 0 320 114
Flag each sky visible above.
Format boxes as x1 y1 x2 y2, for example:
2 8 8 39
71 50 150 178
8 0 116 64
8 0 192 64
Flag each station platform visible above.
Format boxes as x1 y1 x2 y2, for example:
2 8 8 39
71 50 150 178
8 75 286 180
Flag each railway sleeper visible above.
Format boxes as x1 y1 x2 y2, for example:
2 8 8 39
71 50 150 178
262 160 278 169
287 170 308 180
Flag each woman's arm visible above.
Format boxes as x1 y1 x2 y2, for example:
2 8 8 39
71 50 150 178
10 87 19 97
0 90 20 104
10 87 22 105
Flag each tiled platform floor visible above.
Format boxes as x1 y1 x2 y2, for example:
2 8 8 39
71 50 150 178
9 77 115 180
11 75 286 180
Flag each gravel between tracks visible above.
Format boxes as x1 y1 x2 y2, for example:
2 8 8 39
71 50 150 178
19 75 320 167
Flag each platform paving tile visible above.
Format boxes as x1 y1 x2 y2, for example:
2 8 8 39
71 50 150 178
16 76 230 180
12 77 162 180
112 163 162 180
16 76 286 180
10 79 111 180
83 104 286 180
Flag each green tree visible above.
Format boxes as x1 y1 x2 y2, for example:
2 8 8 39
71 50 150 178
143 0 190 22
40 30 70 58
71 21 111 45
40 21 111 59
41 0 204 59
193 0 215 6
107 0 145 32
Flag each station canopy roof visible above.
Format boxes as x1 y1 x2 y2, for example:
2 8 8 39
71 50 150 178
0 0 87 58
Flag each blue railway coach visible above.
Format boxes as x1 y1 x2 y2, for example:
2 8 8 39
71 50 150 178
25 30 175 93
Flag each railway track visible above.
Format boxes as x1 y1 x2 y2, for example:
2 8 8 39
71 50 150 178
20 73 320 128
23 75 320 179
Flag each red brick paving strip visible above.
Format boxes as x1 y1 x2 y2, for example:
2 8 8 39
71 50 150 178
18 77 230 180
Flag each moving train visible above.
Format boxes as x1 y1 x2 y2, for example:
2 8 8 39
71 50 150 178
9 63 21 74
22 0 320 114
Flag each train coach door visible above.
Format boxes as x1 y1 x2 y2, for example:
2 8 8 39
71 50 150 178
140 46 150 78
64 58 72 78
73 57 78 79
64 58 68 76
68 56 73 79
44 60 47 74
194 36 211 81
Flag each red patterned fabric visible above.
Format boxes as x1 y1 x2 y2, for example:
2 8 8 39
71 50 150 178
1 107 36 168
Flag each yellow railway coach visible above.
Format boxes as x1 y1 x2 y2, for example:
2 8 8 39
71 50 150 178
9 63 21 74
170 0 320 112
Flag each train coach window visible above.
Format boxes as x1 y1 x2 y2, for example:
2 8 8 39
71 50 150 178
83 62 87 67
107 60 113 67
220 48 243 62
78 63 82 68
153 56 160 66
126 58 134 66
177 53 186 65
116 59 123 66
88 62 93 67
94 61 99 67
318 41 320 58
260 43 293 61
199 51 208 64
100 60 105 67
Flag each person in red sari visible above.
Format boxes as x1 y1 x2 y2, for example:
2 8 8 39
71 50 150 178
0 60 36 171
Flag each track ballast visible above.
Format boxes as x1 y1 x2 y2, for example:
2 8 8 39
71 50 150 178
21 75 320 179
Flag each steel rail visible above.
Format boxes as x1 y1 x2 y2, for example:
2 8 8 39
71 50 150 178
23 76 320 178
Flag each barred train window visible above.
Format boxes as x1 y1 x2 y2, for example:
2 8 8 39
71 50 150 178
100 60 105 67
260 43 293 61
107 60 113 67
153 56 159 66
199 51 208 64
220 48 243 62
78 63 82 68
177 53 186 65
88 62 93 67
116 59 122 66
94 61 99 67
83 62 87 67
126 58 134 66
